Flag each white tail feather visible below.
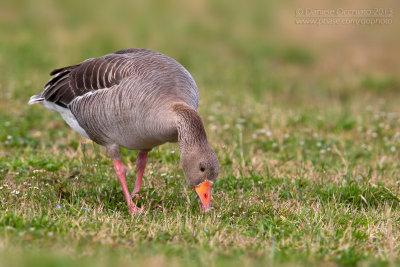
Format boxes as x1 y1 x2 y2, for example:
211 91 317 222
28 95 44 105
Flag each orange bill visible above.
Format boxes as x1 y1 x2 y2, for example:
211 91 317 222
195 180 213 212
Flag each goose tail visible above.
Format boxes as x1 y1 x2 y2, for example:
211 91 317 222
28 94 44 105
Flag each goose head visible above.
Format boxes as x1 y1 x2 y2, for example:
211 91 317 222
180 144 220 212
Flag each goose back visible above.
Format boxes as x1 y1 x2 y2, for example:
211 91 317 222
34 49 200 150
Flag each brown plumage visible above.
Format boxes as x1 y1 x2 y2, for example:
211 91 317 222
28 48 219 214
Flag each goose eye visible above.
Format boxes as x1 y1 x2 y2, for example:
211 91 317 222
199 164 205 172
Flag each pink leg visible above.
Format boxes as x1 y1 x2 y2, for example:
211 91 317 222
114 159 142 214
131 151 148 198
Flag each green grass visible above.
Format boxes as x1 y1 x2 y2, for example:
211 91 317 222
1 0 400 266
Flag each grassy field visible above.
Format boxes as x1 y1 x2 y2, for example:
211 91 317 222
1 0 400 266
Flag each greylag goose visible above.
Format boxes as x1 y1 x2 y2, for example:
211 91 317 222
28 48 219 214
